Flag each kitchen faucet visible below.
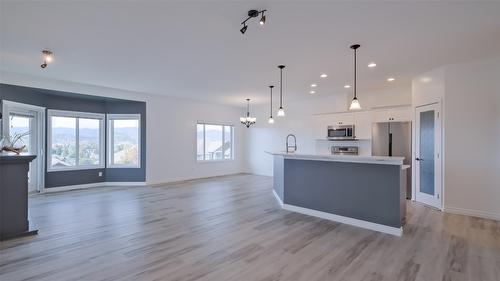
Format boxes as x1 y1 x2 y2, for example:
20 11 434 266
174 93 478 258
286 134 297 153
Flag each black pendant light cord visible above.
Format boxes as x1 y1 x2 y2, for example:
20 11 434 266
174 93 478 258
246 98 250 117
350 44 360 100
354 47 357 99
269 86 274 117
278 65 285 108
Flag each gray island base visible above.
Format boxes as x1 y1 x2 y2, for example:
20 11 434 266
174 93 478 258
269 152 407 236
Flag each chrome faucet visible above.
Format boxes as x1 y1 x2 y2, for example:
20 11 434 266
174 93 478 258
286 134 297 153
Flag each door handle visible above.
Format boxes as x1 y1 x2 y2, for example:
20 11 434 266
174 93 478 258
415 157 423 161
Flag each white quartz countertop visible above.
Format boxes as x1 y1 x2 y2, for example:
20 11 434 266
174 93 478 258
266 151 404 165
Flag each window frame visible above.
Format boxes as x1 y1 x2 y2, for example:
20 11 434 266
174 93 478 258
196 122 234 163
47 109 105 172
107 114 141 169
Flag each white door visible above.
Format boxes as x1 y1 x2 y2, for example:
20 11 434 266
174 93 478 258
2 101 45 193
415 103 442 209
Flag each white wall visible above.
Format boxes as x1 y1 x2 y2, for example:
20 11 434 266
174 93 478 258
443 56 500 219
146 94 245 184
1 71 246 185
412 56 500 220
245 87 412 176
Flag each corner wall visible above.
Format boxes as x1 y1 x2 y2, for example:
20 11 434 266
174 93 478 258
0 83 147 187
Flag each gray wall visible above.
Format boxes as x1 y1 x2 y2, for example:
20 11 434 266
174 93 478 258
0 83 146 187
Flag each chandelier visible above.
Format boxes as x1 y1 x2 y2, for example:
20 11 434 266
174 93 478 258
240 98 256 128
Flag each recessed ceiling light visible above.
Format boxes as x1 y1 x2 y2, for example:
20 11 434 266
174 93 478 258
387 77 395 82
311 84 317 87
309 90 316 94
344 85 351 88
368 62 377 68
320 74 328 78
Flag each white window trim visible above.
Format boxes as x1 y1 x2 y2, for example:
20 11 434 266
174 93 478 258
196 122 234 163
107 114 141 168
47 109 105 172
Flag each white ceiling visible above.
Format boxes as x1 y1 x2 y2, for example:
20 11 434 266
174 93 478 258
1 1 500 106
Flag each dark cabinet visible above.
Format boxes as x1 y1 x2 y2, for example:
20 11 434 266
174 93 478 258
0 153 38 240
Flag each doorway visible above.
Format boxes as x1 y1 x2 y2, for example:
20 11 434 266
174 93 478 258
414 103 442 209
2 101 45 193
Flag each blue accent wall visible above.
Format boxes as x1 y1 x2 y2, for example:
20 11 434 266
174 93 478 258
0 83 146 187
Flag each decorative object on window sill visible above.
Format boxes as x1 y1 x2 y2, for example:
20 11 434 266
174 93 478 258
40 50 54 69
240 9 267 34
268 85 275 124
277 65 286 117
0 132 29 154
349 44 362 110
240 99 256 128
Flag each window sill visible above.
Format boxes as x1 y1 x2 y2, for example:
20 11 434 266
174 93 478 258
196 159 235 164
47 166 104 172
107 165 141 169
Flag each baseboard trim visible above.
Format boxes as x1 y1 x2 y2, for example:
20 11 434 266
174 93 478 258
281 203 403 237
147 173 248 187
272 189 283 207
444 206 500 221
42 182 147 193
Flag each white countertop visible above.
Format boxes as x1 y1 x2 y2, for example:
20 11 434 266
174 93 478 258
266 151 404 165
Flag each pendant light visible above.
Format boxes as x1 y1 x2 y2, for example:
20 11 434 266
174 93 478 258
240 98 256 128
277 65 286 117
349 44 362 110
268 85 275 124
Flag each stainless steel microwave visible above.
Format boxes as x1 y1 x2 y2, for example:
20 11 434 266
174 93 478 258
327 125 355 140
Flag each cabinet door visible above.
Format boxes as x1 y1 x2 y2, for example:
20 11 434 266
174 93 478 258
330 113 355 126
373 108 411 122
312 115 330 139
354 111 372 139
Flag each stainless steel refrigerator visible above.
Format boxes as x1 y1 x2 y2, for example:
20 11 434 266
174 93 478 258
372 122 412 199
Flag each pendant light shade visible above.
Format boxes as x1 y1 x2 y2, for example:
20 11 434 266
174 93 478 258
349 44 362 111
268 85 275 124
277 65 286 117
349 97 361 110
240 99 256 128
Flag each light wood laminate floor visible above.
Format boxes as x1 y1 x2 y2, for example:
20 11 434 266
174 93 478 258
1 174 499 281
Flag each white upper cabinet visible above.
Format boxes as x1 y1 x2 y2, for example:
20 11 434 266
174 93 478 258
372 108 411 123
312 107 410 141
329 112 355 126
354 111 372 139
312 113 355 139
312 115 330 139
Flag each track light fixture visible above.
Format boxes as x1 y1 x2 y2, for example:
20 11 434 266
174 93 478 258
240 24 248 34
240 9 267 34
40 50 54 69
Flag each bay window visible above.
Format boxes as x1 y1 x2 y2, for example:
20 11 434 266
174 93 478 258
48 110 105 171
107 114 141 168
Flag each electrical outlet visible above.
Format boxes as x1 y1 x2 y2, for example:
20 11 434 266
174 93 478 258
98 172 103 177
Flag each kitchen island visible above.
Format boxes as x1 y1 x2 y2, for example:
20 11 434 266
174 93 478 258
267 152 407 236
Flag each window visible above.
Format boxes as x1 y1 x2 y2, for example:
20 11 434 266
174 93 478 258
108 114 141 168
197 123 234 161
48 110 105 171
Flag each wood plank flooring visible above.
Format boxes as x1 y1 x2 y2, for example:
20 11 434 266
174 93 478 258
0 174 499 281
